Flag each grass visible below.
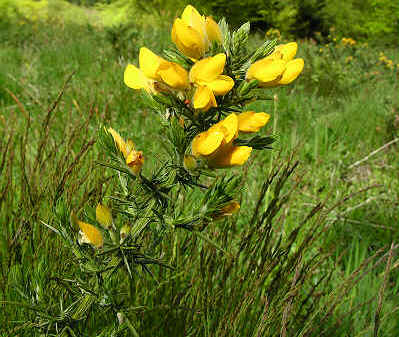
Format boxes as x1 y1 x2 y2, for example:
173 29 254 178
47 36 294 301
0 3 398 336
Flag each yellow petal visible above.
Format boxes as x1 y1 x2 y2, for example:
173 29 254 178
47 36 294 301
206 75 234 96
124 64 151 92
212 200 240 220
208 145 252 168
181 5 207 41
139 47 166 80
210 113 238 143
192 130 224 156
158 62 189 89
221 201 240 215
189 53 226 83
205 16 222 43
96 204 113 229
126 139 135 154
77 220 103 248
278 58 304 85
237 111 270 133
172 18 205 59
126 150 144 176
193 85 217 111
246 58 286 84
275 42 298 62
265 50 284 61
107 127 128 158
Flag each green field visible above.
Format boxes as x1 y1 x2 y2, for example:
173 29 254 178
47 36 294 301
1 1 398 336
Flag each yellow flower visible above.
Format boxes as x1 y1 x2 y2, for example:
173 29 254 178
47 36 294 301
205 17 222 43
191 113 252 168
126 149 144 176
237 111 270 133
192 85 217 111
124 47 188 93
172 5 222 59
212 200 240 220
96 204 113 230
189 53 234 111
72 213 103 248
107 128 144 176
246 58 286 84
273 42 298 62
246 42 304 87
341 37 356 46
158 62 189 90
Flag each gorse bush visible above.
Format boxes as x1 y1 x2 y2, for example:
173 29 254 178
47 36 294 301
1 4 398 337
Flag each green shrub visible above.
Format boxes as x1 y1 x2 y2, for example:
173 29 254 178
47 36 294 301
321 0 399 44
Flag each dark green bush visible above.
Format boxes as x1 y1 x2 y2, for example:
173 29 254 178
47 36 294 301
61 0 398 44
128 0 398 44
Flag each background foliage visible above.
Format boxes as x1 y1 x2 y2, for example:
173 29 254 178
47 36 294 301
60 0 399 43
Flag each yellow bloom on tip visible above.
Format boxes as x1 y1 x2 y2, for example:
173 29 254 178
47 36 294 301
124 47 189 92
237 111 270 133
96 204 113 230
107 127 144 176
205 17 222 43
181 5 207 42
126 149 144 176
172 18 205 60
189 54 234 111
72 213 103 248
246 58 286 84
246 41 304 87
172 5 222 59
191 113 252 168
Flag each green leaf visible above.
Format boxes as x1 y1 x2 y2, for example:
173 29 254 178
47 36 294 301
234 135 275 150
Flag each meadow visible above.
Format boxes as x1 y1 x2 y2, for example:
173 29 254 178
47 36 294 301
0 1 398 336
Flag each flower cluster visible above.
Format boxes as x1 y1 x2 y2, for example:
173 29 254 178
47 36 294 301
341 37 356 46
192 112 270 168
120 4 303 171
86 5 305 248
171 5 222 59
378 52 395 70
246 42 304 87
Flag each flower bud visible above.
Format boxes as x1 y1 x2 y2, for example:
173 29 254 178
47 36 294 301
96 204 113 230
